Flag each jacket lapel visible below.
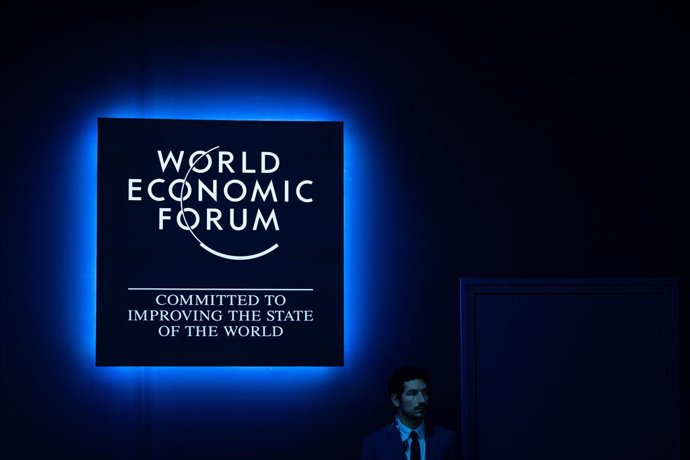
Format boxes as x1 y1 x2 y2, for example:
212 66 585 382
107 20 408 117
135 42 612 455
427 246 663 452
425 425 436 460
386 422 407 460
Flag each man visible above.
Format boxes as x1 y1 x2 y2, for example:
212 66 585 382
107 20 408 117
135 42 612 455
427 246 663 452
360 366 457 460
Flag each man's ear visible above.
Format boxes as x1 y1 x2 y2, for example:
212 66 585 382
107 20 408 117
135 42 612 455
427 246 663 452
390 394 400 407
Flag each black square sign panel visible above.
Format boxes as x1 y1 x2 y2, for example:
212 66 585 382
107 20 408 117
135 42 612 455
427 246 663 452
97 118 343 366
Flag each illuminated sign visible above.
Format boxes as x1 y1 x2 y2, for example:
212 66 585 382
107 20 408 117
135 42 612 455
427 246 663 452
97 118 343 365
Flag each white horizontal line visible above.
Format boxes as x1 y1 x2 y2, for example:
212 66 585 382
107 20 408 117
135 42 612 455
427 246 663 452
128 288 313 291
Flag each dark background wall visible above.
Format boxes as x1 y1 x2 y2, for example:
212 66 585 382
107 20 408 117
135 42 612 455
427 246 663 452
1 2 688 459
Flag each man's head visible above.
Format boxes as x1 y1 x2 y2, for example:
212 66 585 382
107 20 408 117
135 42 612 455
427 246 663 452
388 366 429 428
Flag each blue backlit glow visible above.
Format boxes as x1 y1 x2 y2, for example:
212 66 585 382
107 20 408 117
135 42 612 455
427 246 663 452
63 86 384 391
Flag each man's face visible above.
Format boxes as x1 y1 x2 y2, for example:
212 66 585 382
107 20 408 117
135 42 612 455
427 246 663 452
393 378 429 422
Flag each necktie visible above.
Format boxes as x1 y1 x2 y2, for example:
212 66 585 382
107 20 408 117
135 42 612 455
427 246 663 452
409 431 421 460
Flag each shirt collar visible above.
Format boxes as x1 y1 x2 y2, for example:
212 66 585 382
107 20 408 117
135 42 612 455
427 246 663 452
395 416 425 441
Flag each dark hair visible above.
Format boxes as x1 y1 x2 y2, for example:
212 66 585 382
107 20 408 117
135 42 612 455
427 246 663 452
387 366 430 398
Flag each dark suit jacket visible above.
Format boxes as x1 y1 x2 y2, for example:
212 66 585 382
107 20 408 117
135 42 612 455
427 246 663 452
360 421 457 460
